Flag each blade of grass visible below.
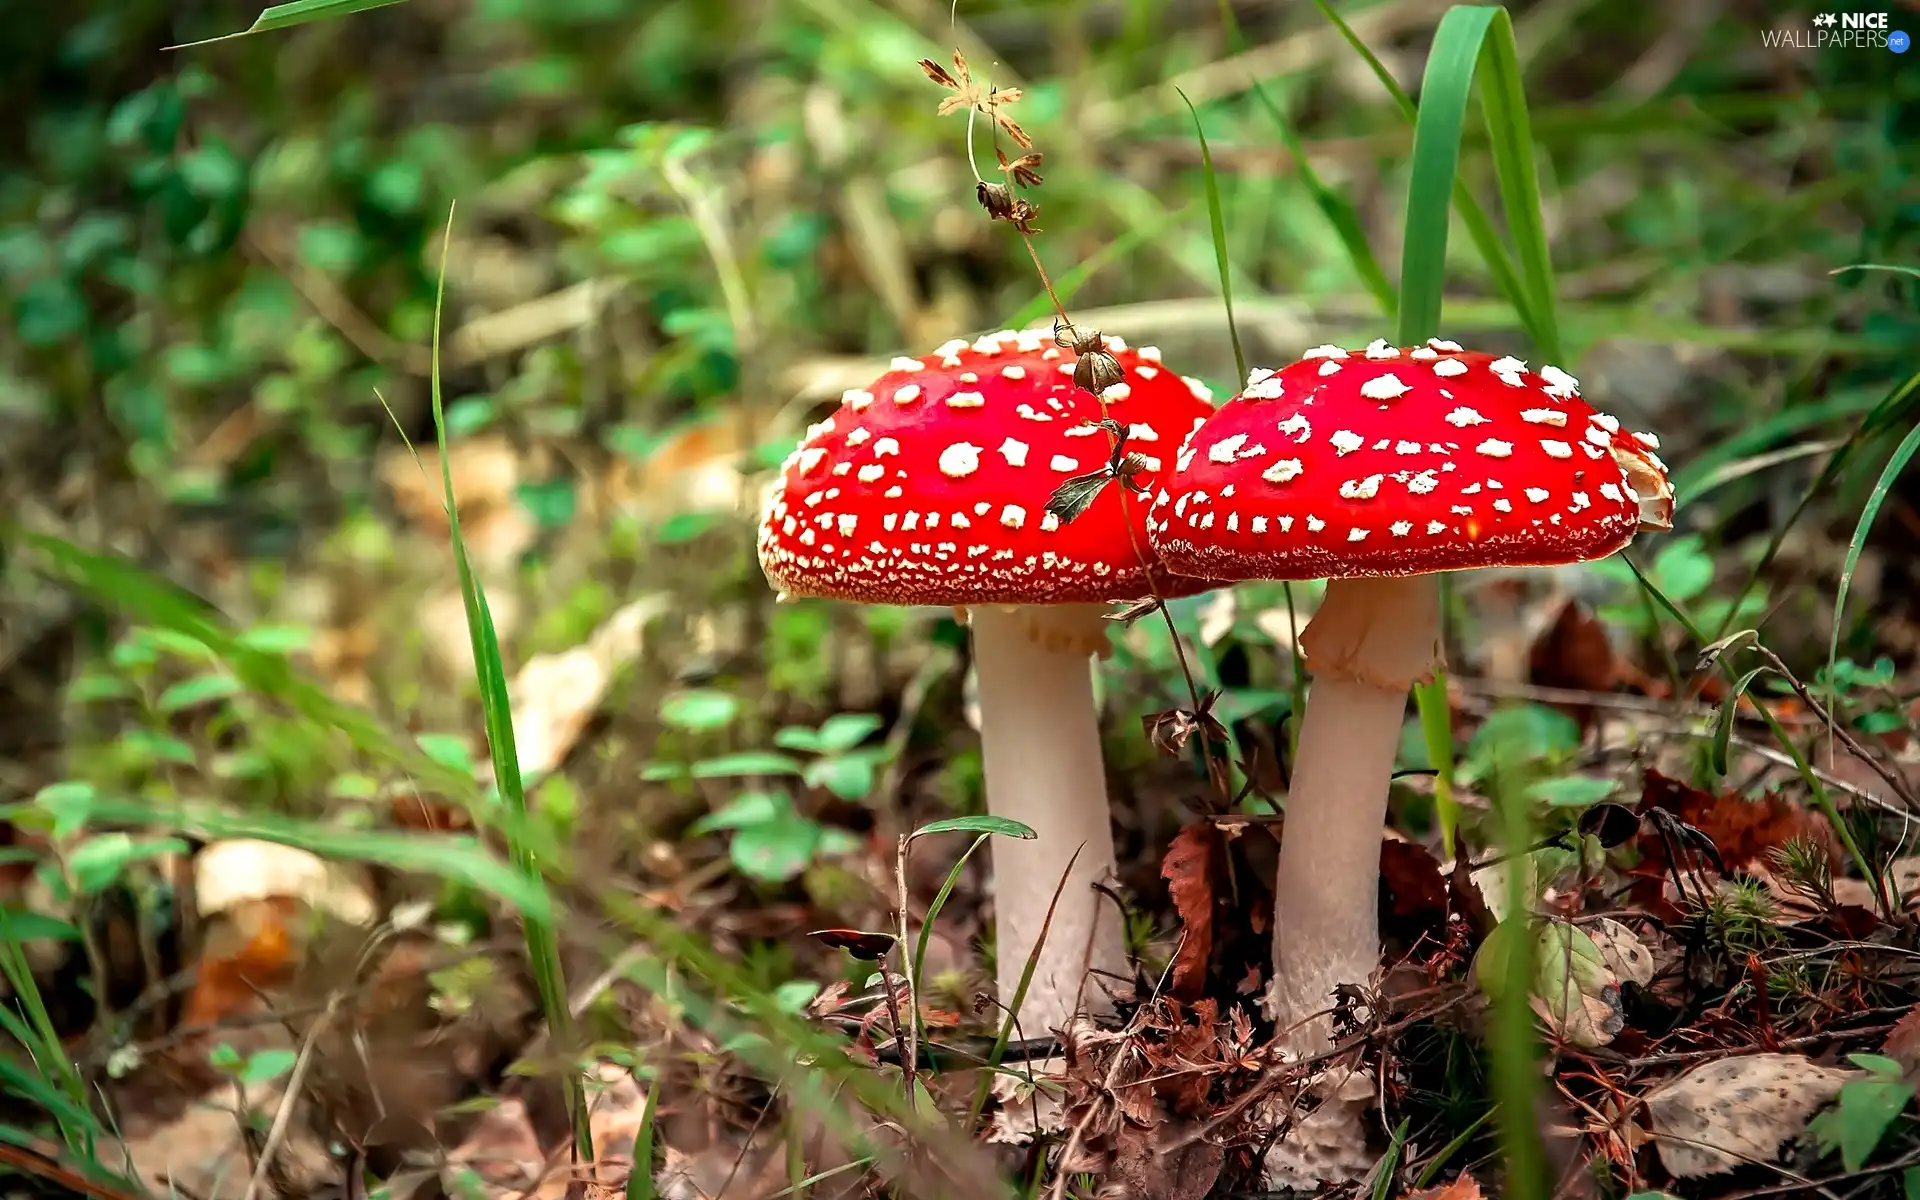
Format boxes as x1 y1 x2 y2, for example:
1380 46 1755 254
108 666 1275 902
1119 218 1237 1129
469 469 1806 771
1178 90 1245 383
1622 555 1887 912
1824 413 1920 799
1309 0 1540 343
1217 0 1396 314
1711 365 1920 644
967 846 1082 1127
626 1070 661 1200
166 0 412 48
1179 86 1309 767
1388 9 1562 1195
424 206 589 1162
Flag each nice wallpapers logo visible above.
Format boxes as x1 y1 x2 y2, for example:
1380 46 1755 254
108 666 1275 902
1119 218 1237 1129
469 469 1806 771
1762 11 1911 52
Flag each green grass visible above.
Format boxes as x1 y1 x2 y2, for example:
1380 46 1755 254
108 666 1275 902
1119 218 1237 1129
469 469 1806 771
422 207 593 1161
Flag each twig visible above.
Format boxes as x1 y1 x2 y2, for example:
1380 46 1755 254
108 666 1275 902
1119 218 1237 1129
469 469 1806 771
238 994 340 1200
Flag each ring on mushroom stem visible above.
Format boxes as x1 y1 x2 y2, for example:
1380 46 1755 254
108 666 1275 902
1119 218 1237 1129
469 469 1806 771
756 327 1223 1037
1146 338 1672 1142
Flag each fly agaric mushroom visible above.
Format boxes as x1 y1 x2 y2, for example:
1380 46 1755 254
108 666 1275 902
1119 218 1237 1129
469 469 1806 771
1148 339 1671 1053
758 327 1217 1034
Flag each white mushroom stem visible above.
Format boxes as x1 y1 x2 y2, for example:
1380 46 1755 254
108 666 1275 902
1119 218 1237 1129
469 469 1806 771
1268 574 1442 1052
968 602 1127 1034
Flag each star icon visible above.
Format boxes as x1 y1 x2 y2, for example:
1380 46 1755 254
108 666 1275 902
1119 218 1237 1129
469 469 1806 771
1813 12 1837 26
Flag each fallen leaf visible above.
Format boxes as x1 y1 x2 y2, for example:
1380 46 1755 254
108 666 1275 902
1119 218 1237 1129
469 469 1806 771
1636 769 1838 878
482 595 667 784
1586 918 1656 987
1533 922 1624 1048
1162 822 1220 999
1379 839 1448 941
986 1057 1067 1145
1645 1053 1857 1178
1529 597 1620 694
1880 1007 1920 1078
1405 1175 1486 1200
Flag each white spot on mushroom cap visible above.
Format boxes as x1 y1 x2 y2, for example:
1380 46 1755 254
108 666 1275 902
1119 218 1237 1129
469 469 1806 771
1000 505 1025 529
798 447 828 473
1359 373 1411 401
1363 338 1400 360
939 443 982 478
1525 487 1550 503
1210 433 1249 464
1049 454 1079 472
946 390 984 408
1303 344 1349 360
1263 458 1304 484
1277 413 1312 442
1002 365 1026 380
1339 474 1385 500
1476 439 1514 458
857 464 886 483
873 437 900 456
1521 409 1567 426
890 356 922 372
844 388 875 409
997 437 1028 467
1447 407 1491 428
1540 440 1574 459
1433 358 1469 378
1318 360 1342 377
1330 429 1364 456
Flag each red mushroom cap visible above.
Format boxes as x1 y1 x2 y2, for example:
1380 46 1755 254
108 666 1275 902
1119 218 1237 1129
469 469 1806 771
758 329 1220 607
1147 339 1673 581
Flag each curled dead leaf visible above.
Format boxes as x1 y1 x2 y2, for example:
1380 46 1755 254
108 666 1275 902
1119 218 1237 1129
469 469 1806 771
1161 823 1219 999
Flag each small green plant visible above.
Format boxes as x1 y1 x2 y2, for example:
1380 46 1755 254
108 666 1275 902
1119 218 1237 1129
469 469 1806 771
207 1041 299 1089
647 700 890 883
1808 1053 1916 1171
1591 535 1766 641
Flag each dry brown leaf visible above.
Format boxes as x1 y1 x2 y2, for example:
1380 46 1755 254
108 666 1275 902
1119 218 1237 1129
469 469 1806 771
1161 822 1219 999
1638 769 1840 873
1645 1053 1857 1178
482 595 667 784
1881 1006 1920 1078
1405 1175 1486 1200
986 1057 1067 1145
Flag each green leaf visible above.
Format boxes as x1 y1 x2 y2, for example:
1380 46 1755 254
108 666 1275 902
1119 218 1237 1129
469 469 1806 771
67 834 189 895
813 713 883 754
1043 469 1116 526
729 816 820 882
1525 776 1618 808
686 751 803 779
0 909 81 943
416 733 475 773
1710 668 1770 777
912 815 1036 841
804 754 876 802
237 1048 299 1086
168 0 413 48
659 689 739 733
771 726 824 754
156 672 242 713
33 782 96 840
688 792 787 834
1809 1074 1916 1171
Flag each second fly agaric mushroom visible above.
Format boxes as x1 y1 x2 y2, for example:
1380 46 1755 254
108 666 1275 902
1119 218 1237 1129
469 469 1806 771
1148 339 1672 1052
759 327 1217 1035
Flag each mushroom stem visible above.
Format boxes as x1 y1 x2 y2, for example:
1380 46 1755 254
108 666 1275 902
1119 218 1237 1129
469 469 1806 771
1268 574 1442 1051
969 602 1126 1033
